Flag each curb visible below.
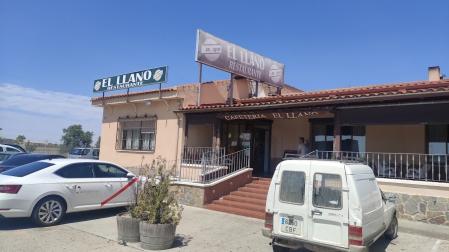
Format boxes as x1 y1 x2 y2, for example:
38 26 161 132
398 219 449 241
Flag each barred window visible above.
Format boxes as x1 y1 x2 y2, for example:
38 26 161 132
117 119 156 151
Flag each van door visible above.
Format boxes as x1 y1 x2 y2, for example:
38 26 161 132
272 160 310 241
308 162 349 249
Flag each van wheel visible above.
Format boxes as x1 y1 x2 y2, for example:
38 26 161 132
32 196 66 227
273 244 290 252
385 215 398 240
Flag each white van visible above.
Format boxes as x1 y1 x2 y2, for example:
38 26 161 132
262 159 397 252
68 147 100 160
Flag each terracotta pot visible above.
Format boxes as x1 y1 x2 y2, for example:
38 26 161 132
139 222 176 250
116 213 140 242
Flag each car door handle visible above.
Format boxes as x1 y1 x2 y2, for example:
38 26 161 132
311 209 322 216
104 184 113 188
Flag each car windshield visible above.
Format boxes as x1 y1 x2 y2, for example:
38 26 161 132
1 161 54 177
70 148 89 155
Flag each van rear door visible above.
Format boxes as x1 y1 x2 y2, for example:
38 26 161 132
272 160 310 241
308 161 349 249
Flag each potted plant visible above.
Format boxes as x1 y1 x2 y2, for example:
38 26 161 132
116 174 141 243
136 158 183 250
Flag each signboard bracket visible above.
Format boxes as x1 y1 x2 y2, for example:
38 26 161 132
197 63 202 106
228 73 234 105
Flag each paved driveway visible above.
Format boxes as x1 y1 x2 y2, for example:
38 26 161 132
1 206 448 252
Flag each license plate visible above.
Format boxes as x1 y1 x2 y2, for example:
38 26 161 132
280 215 302 235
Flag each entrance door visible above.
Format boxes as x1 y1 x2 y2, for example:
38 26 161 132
307 162 349 249
252 127 271 176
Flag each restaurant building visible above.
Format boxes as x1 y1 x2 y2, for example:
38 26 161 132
92 66 449 224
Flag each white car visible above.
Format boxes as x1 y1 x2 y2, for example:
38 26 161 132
0 144 24 153
0 159 136 226
263 159 397 252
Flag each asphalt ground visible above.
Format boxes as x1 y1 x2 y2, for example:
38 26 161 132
0 206 448 252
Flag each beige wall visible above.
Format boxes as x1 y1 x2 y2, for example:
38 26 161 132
99 99 184 168
186 124 213 147
366 125 426 153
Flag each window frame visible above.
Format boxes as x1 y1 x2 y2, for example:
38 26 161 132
116 118 157 152
279 170 306 205
312 172 343 210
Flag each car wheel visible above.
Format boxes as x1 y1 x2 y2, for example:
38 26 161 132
272 244 290 252
32 196 66 227
385 215 398 240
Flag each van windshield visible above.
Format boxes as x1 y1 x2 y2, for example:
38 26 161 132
70 148 89 155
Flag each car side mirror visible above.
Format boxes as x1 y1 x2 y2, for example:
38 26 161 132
126 172 136 180
387 195 397 202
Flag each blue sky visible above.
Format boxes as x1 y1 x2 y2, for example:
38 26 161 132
0 0 448 143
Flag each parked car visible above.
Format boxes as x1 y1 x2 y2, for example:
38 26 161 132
0 144 25 153
262 159 397 252
68 147 99 160
0 154 64 173
0 159 136 226
0 152 25 164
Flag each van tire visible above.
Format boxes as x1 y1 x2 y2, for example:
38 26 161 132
385 215 398 240
272 244 290 252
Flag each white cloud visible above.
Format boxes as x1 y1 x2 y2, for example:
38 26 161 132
0 83 102 143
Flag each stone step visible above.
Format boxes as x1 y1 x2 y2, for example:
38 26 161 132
222 195 266 206
252 179 271 185
205 203 265 220
231 191 267 200
211 199 265 212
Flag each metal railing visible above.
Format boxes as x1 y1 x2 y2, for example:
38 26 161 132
177 148 251 184
303 150 449 182
181 147 226 165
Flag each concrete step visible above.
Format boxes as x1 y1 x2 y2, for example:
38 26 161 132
252 179 271 186
211 199 265 212
253 177 272 182
239 186 269 195
222 195 266 206
206 203 265 220
231 191 267 200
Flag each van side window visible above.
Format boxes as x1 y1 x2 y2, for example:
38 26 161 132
313 173 342 209
279 171 305 204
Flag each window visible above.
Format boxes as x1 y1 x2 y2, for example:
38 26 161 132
55 163 94 178
118 119 156 151
93 163 127 178
311 123 334 151
2 162 54 177
427 125 449 154
313 173 342 209
341 126 366 152
6 147 20 152
279 171 306 204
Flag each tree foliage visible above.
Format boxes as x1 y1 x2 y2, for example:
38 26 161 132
130 158 183 225
15 135 26 145
60 124 93 152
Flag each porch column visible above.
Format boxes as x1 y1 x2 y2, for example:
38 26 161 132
333 110 341 152
212 118 221 149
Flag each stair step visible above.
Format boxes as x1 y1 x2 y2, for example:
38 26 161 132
212 199 266 212
231 191 267 200
246 183 270 190
253 177 272 182
222 195 266 206
239 187 269 194
206 204 265 220
252 180 271 185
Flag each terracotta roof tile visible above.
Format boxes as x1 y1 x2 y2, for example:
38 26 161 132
180 79 449 111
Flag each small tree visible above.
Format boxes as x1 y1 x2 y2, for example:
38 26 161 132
16 135 26 145
60 124 93 153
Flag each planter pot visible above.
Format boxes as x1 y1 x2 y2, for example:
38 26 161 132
139 222 176 250
116 213 140 243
